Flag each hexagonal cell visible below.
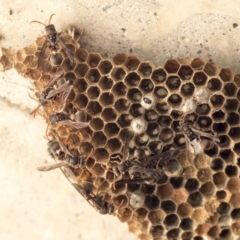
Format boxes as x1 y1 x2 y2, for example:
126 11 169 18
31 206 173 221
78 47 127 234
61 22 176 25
135 133 149 146
113 53 127 65
98 76 113 91
234 143 240 156
38 59 53 73
114 98 130 113
166 76 181 91
210 94 225 108
89 117 104 131
218 135 231 148
150 225 165 239
163 214 179 228
196 116 212 128
213 172 228 188
74 48 88 63
23 55 38 68
157 183 174 200
154 86 168 99
93 148 109 164
156 116 171 128
166 228 181 239
14 63 27 75
99 92 114 106
86 53 102 67
225 165 238 177
199 181 215 198
185 178 200 193
124 56 140 71
106 138 122 153
86 86 100 100
137 62 153 77
187 191 203 207
210 158 225 171
98 60 113 75
112 82 127 97
204 144 219 157
86 101 102 116
192 72 208 86
91 163 106 177
164 60 180 74
191 58 205 70
159 128 174 142
101 108 117 122
104 122 120 138
25 69 41 80
114 195 128 209
117 114 132 128
85 68 101 83
161 200 176 214
204 62 218 76
117 208 132 222
173 134 185 147
207 78 222 92
212 122 228 134
124 72 140 87
167 94 182 107
219 68 233 82
73 78 87 93
228 127 240 141
181 232 194 240
144 110 158 122
133 208 148 222
129 103 144 118
170 177 184 189
223 82 237 97
146 122 159 138
126 88 142 103
151 68 167 83
111 67 126 81
180 218 195 231
139 78 154 93
180 83 195 97
148 210 165 226
220 149 235 163
178 65 193 80
91 131 107 147
144 195 160 210
212 110 225 122
231 208 240 220
217 202 231 215
16 49 27 62
74 63 89 78
61 58 73 72
224 98 239 111
73 94 88 110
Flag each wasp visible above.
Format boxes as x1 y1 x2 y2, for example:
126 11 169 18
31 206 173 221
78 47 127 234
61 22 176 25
31 14 75 67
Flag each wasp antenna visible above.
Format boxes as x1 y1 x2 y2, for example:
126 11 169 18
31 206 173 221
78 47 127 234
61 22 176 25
49 14 55 24
30 20 47 27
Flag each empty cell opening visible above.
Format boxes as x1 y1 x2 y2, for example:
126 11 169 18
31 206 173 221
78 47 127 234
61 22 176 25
204 63 218 76
139 79 154 93
145 110 158 122
93 148 109 164
104 123 120 137
227 112 240 125
229 127 240 141
90 117 104 131
219 68 232 82
150 225 165 238
159 128 174 142
107 138 122 153
92 131 107 147
220 149 234 163
197 116 212 128
216 190 226 200
125 72 140 86
73 78 87 93
224 99 239 111
152 68 166 83
112 82 127 97
213 172 228 187
124 57 140 70
174 134 185 147
178 66 193 80
234 143 240 156
117 114 132 127
166 76 181 91
210 94 225 107
114 98 130 112
212 110 225 121
155 102 169 114
225 165 238 177
113 53 127 65
212 122 228 134
145 195 160 210
217 202 231 215
154 86 168 99
181 83 195 97
86 69 101 83
111 182 126 196
135 133 149 146
86 101 102 115
207 78 222 91
191 58 205 70
164 60 180 74
86 157 95 168
114 195 128 209
223 83 237 97
193 237 204 240
180 218 194 231
167 94 182 107
166 228 180 239
127 88 142 102
231 208 240 219
87 86 100 99
98 76 113 90
50 53 63 66
193 72 207 86
99 92 114 106
74 63 89 77
187 192 203 207
134 207 148 221
185 178 200 192
218 135 231 148
98 60 113 74
101 108 117 122
204 144 219 157
138 63 152 77
164 214 179 227
73 94 88 109
196 103 210 115
86 53 101 67
140 184 155 194
147 123 159 137
127 183 140 192
181 232 194 240
210 158 225 171
170 177 184 189
129 104 144 118
161 200 176 214
111 67 126 81
199 181 215 198
148 210 165 226
75 48 88 62
157 115 172 127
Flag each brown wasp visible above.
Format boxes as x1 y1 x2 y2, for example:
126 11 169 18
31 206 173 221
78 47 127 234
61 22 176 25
31 14 75 67
49 112 89 129
37 131 85 171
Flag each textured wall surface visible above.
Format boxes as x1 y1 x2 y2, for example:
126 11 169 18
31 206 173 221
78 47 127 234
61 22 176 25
1 1 240 240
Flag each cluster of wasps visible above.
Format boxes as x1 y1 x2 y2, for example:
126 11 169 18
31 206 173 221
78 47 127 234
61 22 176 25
33 15 220 216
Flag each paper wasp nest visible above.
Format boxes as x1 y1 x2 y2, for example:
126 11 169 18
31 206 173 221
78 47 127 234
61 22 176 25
4 30 240 240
